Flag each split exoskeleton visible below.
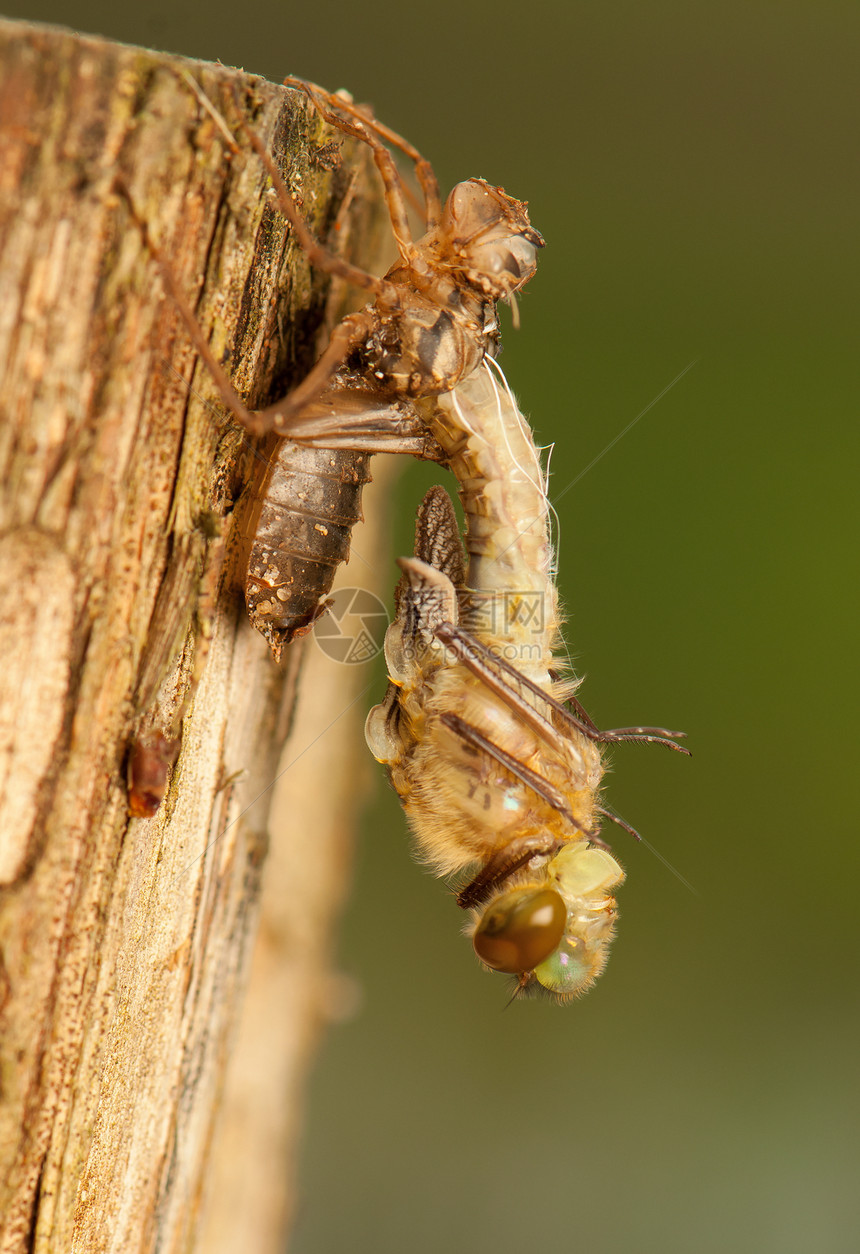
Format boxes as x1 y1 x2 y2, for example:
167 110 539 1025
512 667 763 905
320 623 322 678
147 76 689 999
145 77 544 658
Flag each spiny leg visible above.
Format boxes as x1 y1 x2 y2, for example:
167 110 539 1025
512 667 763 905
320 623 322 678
432 628 670 854
232 96 396 300
121 76 403 440
184 75 409 428
561 689 690 753
456 835 563 909
120 71 376 435
439 712 589 835
123 175 411 441
118 173 378 438
115 176 261 433
352 112 442 230
436 622 690 755
282 77 418 254
251 310 378 432
283 76 442 229
227 87 434 428
433 621 568 755
121 175 440 452
595 804 643 843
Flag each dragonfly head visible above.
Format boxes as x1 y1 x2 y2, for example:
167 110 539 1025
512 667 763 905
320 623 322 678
441 179 545 299
471 845 625 1002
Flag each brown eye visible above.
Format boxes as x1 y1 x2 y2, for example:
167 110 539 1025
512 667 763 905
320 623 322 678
473 889 567 973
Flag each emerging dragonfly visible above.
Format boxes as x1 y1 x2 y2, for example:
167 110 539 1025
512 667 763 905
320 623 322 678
139 76 689 996
366 366 689 1001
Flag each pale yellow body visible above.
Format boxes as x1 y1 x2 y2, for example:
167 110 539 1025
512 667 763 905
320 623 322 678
366 360 625 999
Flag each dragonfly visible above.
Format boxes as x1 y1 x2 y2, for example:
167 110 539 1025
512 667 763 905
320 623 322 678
133 75 689 999
366 363 689 1001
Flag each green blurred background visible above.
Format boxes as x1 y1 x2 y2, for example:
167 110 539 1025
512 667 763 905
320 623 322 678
8 2 858 1250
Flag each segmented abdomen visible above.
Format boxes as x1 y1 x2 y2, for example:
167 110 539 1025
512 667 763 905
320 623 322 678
426 360 559 674
243 442 372 660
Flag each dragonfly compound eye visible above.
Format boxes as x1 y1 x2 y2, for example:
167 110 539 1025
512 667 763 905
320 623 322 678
533 936 596 999
473 888 567 974
467 235 540 292
443 180 544 297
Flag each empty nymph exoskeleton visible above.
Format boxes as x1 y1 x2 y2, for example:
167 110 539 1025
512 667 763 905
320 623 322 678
138 76 545 657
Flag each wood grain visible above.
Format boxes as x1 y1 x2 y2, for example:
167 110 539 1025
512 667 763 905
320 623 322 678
0 21 390 1252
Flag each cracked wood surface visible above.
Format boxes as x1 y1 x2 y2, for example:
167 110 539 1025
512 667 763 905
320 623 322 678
0 20 390 1252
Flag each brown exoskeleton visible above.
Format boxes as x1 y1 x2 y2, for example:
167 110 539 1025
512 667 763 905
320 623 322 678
143 76 545 657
